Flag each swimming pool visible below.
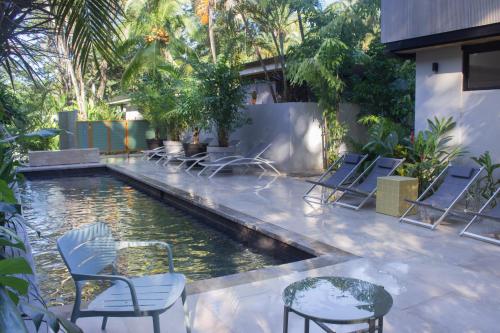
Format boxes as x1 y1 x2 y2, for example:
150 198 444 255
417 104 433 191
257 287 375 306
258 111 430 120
20 173 306 306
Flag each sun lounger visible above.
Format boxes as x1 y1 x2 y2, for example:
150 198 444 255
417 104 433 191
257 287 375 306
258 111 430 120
303 153 368 204
400 165 484 229
197 142 279 179
333 156 405 210
460 187 500 245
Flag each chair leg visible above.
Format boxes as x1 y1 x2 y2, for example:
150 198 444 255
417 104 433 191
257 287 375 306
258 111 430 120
101 316 108 330
71 283 82 323
182 289 191 333
152 313 161 333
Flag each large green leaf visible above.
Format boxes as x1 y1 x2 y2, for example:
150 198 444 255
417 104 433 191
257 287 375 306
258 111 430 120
0 276 29 295
0 257 33 275
0 226 26 251
0 287 28 333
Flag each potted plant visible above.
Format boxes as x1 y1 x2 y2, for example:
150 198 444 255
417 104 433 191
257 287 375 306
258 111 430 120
195 61 247 160
131 71 184 150
175 78 211 156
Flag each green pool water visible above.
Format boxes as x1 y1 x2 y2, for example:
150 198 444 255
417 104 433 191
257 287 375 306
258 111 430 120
20 174 289 306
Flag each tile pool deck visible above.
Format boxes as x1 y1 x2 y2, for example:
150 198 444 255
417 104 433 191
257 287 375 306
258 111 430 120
53 157 500 333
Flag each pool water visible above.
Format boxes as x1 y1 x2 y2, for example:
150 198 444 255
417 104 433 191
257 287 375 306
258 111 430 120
20 175 288 306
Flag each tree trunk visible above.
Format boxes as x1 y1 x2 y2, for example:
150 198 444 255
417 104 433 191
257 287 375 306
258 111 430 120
56 34 87 119
272 32 288 102
208 4 217 63
297 11 305 43
96 60 108 100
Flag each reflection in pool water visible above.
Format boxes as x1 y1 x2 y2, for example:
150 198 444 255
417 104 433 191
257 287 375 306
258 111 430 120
20 175 286 306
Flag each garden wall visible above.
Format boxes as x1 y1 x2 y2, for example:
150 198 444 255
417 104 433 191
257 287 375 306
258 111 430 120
415 45 500 165
201 102 324 175
73 120 154 153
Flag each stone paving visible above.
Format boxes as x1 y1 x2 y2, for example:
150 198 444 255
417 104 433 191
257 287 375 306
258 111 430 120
70 157 500 332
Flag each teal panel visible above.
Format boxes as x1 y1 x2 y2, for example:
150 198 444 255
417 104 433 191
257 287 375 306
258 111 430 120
91 122 109 153
127 120 152 151
110 122 126 152
77 122 89 148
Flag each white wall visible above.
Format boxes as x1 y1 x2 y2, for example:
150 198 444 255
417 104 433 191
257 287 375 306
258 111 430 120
242 81 276 104
415 45 500 164
199 102 324 174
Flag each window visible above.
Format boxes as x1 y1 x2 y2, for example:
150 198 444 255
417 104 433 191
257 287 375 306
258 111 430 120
463 42 500 91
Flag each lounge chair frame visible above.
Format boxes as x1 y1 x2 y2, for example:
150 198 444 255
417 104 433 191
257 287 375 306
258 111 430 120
333 156 405 210
198 143 280 179
141 146 165 161
460 187 500 245
399 165 484 230
302 153 368 205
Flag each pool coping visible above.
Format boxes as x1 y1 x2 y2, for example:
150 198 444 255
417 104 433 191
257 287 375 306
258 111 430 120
19 163 358 296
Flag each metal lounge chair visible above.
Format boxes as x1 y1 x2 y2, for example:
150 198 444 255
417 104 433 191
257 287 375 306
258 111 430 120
177 139 237 173
57 222 190 333
400 165 484 230
333 156 405 210
141 146 165 161
303 153 368 204
460 187 500 245
197 142 280 179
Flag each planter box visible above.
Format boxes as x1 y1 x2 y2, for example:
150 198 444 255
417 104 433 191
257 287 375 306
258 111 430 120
207 146 236 161
183 143 208 157
163 140 183 154
29 148 100 167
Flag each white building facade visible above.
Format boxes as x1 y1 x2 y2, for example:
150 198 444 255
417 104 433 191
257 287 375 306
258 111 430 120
382 0 500 162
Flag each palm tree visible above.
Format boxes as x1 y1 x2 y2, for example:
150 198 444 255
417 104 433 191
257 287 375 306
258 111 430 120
194 0 217 63
0 0 123 81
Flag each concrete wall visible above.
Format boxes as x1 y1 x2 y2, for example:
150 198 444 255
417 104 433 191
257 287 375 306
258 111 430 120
200 102 323 174
415 45 500 163
382 0 500 43
29 148 100 167
58 110 78 149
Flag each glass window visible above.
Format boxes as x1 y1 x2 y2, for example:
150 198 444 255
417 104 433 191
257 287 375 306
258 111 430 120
464 44 500 91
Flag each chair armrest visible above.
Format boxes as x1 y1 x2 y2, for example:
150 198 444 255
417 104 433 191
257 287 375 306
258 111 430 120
210 155 243 162
72 273 140 314
116 241 175 273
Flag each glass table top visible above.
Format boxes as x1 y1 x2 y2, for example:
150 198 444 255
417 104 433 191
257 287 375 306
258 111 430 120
283 277 393 324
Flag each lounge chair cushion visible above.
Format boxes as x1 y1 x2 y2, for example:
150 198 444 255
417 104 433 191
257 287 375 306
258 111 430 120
344 154 361 165
449 166 475 179
377 158 396 169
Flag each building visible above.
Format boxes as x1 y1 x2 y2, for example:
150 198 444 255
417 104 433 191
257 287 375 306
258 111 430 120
382 0 500 161
107 95 143 120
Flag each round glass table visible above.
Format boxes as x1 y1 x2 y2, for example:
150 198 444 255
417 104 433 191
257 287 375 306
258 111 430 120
282 277 393 333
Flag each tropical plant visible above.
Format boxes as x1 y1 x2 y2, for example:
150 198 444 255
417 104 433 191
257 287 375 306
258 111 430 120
0 0 123 81
174 78 210 144
359 115 407 158
471 151 500 201
0 133 80 332
194 61 247 146
404 117 464 192
130 71 184 140
86 102 123 121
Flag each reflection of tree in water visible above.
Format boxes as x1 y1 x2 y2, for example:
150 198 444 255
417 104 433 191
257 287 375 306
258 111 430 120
284 277 392 315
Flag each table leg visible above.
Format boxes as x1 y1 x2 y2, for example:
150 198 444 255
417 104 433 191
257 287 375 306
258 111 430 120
368 319 376 333
304 318 310 333
378 317 383 332
283 307 289 333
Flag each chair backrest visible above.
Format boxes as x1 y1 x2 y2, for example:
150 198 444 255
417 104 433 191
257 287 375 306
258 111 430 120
424 166 481 208
356 157 401 193
57 222 116 276
323 153 365 187
244 142 271 159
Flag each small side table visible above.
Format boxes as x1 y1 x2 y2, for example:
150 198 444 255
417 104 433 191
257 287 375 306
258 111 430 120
376 176 418 217
283 277 393 333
